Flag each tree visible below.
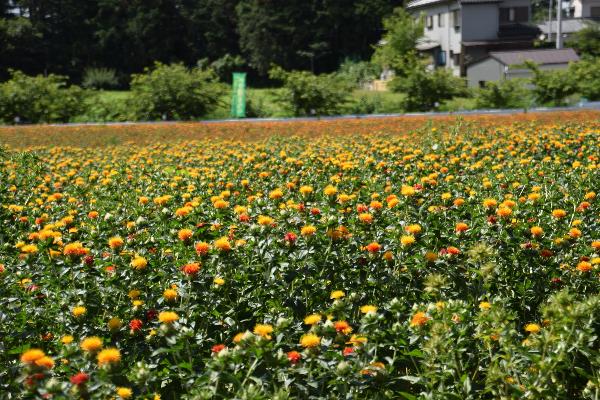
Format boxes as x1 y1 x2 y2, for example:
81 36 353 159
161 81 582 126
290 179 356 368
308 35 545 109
475 79 531 109
570 58 600 101
128 63 225 121
566 22 600 58
371 7 424 77
525 61 578 105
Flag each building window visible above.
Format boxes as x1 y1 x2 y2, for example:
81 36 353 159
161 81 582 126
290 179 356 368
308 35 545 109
438 13 445 27
591 6 600 17
426 15 433 30
452 52 460 66
452 10 461 31
500 7 529 23
479 81 486 88
437 50 447 66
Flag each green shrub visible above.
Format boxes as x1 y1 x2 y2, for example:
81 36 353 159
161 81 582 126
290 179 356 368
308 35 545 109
526 61 578 106
82 67 119 89
389 68 469 112
269 66 352 116
0 70 86 124
129 62 225 121
570 59 600 101
474 79 532 109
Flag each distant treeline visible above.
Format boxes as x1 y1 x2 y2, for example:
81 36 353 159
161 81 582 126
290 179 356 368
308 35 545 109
0 0 402 84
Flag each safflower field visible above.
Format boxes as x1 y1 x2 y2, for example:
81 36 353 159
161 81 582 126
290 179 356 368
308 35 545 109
1 111 599 399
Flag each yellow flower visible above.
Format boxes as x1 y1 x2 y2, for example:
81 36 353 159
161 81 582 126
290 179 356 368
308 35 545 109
482 198 497 208
20 349 45 364
303 314 322 325
360 305 378 314
158 311 179 324
35 356 55 369
108 236 124 249
330 290 345 300
20 244 39 254
568 228 582 238
410 311 430 327
257 215 274 226
214 237 232 251
400 235 416 247
301 225 316 236
178 228 193 241
530 226 543 237
358 213 373 223
300 333 321 348
61 335 74 345
524 323 541 334
552 209 567 218
299 185 313 195
163 288 178 301
253 324 273 339
116 387 133 399
324 185 337 196
80 336 103 352
131 256 148 270
213 277 225 286
97 348 121 366
479 301 491 310
401 185 415 196
108 317 122 330
72 306 87 318
405 224 422 234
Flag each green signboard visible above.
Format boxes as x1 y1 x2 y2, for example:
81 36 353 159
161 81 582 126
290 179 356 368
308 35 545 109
230 72 247 118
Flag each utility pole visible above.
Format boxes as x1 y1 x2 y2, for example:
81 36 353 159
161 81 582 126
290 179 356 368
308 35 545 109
548 0 553 43
556 0 563 49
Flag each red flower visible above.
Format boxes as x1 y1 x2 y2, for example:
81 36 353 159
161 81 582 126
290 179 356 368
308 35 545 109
211 344 226 353
446 246 461 255
83 255 94 266
487 215 497 224
239 213 250 222
70 372 89 385
287 350 301 364
413 184 423 190
105 265 115 273
310 208 321 215
297 203 305 212
284 232 297 244
129 319 143 332
357 204 369 213
343 347 355 356
181 262 201 276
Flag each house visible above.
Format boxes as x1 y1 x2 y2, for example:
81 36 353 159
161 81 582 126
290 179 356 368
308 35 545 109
538 0 600 43
466 48 580 87
407 0 540 77
571 0 600 18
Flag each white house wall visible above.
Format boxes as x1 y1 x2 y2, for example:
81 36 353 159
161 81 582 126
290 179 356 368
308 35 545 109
416 1 462 75
574 0 600 16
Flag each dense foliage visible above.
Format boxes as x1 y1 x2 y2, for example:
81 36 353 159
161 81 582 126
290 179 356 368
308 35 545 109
0 0 402 81
129 63 225 121
269 67 353 116
474 79 532 110
0 113 599 399
0 70 86 124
